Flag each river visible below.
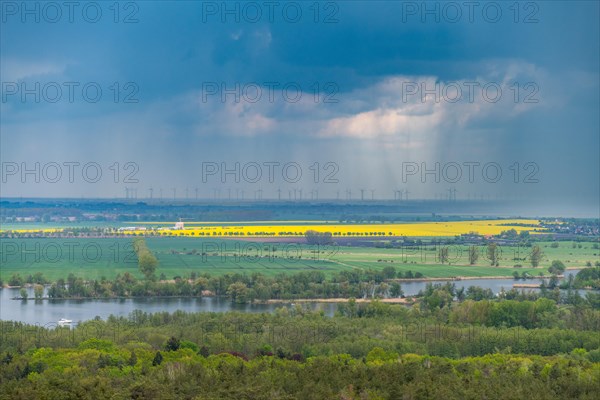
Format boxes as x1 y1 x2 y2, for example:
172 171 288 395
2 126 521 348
0 270 591 326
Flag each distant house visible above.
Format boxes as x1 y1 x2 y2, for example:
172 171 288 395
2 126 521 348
118 226 146 231
16 217 36 222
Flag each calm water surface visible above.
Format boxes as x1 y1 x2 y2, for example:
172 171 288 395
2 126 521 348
0 270 589 326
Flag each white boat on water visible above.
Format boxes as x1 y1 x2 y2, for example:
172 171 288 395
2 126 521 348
58 318 72 326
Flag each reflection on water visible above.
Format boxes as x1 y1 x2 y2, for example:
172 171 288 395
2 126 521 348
0 269 590 326
0 289 338 326
398 269 584 296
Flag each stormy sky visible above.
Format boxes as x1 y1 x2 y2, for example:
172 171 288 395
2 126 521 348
1 1 598 216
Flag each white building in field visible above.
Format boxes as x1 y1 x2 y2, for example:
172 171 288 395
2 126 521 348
118 226 147 231
174 221 185 230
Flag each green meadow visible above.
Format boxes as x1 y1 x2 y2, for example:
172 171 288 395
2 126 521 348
1 236 598 282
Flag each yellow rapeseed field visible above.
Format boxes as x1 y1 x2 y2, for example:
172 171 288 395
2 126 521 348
1 219 544 237
124 219 543 238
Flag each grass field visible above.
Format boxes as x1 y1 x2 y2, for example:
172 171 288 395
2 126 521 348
0 238 137 281
1 236 597 282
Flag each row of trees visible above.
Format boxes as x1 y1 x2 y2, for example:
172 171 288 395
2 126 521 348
417 280 600 311
437 242 543 266
36 270 403 302
9 266 600 305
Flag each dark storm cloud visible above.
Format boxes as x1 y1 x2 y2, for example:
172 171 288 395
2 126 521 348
0 1 598 215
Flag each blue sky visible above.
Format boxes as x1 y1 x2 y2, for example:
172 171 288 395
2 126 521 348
1 1 598 216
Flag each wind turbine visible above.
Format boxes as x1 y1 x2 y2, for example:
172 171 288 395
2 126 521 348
396 189 405 201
